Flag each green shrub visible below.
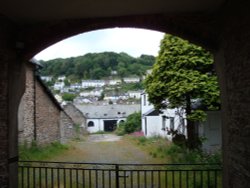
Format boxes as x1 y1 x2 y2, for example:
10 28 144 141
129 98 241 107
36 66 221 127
115 112 141 135
115 123 126 136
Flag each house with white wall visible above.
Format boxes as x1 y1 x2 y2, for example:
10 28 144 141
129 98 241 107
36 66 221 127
54 81 65 90
123 77 140 83
141 92 186 140
75 104 140 133
108 79 122 85
127 90 142 99
82 80 106 88
141 92 221 152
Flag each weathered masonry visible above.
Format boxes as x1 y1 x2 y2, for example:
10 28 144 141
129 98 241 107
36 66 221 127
1 0 250 187
18 61 84 146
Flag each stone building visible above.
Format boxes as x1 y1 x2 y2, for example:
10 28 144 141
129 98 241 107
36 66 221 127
18 61 80 146
63 102 87 134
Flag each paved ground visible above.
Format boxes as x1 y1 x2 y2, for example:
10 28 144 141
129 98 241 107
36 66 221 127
52 134 166 164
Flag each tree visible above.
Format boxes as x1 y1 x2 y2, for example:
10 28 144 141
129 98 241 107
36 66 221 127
62 93 76 101
115 112 141 135
144 34 220 149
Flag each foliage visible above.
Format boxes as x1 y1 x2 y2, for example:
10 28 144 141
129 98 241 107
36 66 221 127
115 112 141 135
164 144 222 164
145 34 220 116
19 141 69 161
39 52 155 80
62 93 76 101
144 34 220 149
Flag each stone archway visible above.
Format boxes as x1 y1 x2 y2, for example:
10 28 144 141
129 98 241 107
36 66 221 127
1 0 250 187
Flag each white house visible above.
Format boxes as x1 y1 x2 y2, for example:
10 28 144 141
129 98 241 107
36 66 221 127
108 79 122 85
141 92 221 152
127 90 142 99
54 82 65 90
75 104 140 133
80 89 103 97
141 92 186 140
82 80 106 88
123 77 140 83
41 76 52 82
58 76 66 81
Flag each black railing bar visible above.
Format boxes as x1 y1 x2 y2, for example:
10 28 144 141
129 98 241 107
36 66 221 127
116 169 222 172
19 160 222 166
18 166 119 171
21 166 222 172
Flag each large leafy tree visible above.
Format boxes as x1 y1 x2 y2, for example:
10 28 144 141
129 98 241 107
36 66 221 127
144 34 220 149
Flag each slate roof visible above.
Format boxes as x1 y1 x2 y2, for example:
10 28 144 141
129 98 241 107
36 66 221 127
75 104 140 119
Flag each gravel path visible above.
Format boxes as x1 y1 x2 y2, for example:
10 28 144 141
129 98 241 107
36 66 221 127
53 134 166 164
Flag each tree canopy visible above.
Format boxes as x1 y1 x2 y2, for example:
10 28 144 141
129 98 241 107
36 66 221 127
144 34 220 149
39 52 155 80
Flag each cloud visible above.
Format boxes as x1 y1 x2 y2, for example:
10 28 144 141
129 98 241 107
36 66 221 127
35 28 164 61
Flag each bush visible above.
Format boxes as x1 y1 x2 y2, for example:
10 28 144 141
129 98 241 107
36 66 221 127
115 112 141 135
165 144 222 164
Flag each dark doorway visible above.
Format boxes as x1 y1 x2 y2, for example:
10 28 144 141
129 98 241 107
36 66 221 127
104 120 117 132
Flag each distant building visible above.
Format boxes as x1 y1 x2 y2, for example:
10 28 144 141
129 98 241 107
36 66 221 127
127 90 142 99
40 76 53 82
82 80 105 88
54 81 65 90
80 89 103 97
58 76 66 81
108 79 122 85
75 104 140 133
123 77 140 83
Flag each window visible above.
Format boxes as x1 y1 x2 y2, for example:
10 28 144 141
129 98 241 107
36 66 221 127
162 116 167 130
170 117 175 130
143 94 146 106
87 121 94 127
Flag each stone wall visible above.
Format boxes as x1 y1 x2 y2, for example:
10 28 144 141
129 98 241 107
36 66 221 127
214 2 250 186
18 63 35 145
18 62 81 147
60 111 76 143
35 78 61 145
63 103 87 134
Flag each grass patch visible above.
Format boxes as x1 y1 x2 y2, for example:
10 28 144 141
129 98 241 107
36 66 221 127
19 141 69 161
127 135 222 164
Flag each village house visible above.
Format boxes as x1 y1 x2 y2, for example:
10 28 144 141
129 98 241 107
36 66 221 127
123 77 140 83
54 81 65 90
18 61 83 146
141 92 221 152
75 104 140 133
127 90 142 99
82 80 106 88
40 76 53 82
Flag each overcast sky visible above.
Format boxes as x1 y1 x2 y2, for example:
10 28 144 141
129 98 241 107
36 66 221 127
34 28 165 61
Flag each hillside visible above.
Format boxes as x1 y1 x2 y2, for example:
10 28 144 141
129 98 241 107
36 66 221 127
39 52 155 81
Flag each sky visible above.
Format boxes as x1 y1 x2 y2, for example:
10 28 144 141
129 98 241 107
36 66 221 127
34 28 165 61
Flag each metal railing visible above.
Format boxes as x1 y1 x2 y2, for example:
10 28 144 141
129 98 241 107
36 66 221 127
18 161 222 188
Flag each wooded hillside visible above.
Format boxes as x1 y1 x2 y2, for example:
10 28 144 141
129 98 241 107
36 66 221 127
39 52 155 80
